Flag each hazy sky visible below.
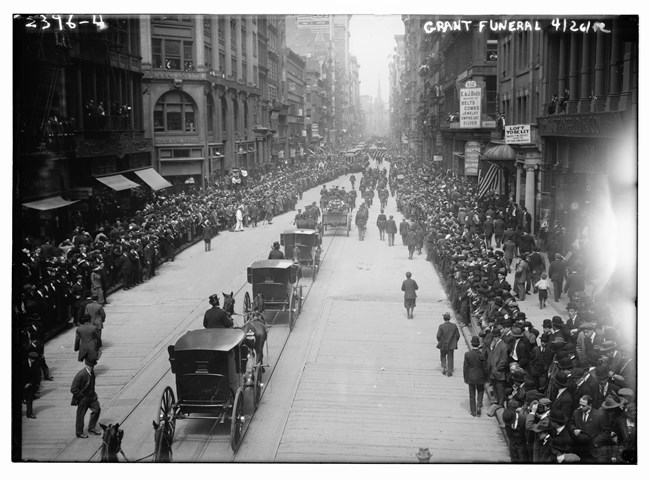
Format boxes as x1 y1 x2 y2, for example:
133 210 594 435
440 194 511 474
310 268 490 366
349 15 404 104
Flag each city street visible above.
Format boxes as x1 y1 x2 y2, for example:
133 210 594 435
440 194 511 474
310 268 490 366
20 161 517 463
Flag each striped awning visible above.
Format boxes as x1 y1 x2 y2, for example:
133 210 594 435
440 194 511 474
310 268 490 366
134 168 172 191
22 195 79 211
96 174 140 191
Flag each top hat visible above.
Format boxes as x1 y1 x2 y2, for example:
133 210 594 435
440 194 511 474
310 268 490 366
208 294 220 305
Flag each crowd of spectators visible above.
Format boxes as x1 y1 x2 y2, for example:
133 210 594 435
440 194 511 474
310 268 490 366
15 149 367 349
388 143 636 464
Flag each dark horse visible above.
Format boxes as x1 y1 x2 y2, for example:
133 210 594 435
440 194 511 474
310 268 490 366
222 291 236 321
242 311 268 367
152 420 173 462
100 422 124 462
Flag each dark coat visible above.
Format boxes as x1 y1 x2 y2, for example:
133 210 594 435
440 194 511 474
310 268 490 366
488 338 509 381
463 348 487 385
203 306 233 328
551 388 575 420
70 366 97 404
401 278 418 299
399 221 410 236
74 323 101 362
436 321 460 350
385 219 398 234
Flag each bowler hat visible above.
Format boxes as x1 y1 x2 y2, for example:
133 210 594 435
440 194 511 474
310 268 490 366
570 367 585 379
515 312 527 320
549 409 569 425
507 399 521 409
595 365 610 380
502 408 516 425
557 357 573 371
554 371 569 387
471 336 480 347
552 316 564 328
542 318 552 328
512 370 526 383
511 327 524 338
566 302 578 310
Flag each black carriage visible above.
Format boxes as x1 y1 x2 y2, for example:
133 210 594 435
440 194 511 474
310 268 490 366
280 229 322 279
244 259 303 331
321 204 351 237
159 328 264 453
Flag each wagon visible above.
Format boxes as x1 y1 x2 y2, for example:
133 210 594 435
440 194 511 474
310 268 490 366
321 204 351 237
280 229 321 279
159 328 264 453
243 259 303 331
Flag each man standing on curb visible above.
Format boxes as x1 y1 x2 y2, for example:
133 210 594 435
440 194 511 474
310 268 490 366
401 271 418 319
70 358 101 438
464 335 487 416
437 312 460 376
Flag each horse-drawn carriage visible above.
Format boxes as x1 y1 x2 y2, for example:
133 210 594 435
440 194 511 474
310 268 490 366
244 259 303 331
158 327 264 453
321 203 351 237
280 229 321 279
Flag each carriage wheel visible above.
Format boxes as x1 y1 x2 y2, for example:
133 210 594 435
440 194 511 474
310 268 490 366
288 295 295 332
230 389 245 452
243 291 252 314
296 285 303 315
253 366 263 410
158 386 176 442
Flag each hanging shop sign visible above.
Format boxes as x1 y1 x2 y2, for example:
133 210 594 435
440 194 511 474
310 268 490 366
464 141 480 176
460 80 482 129
505 124 531 143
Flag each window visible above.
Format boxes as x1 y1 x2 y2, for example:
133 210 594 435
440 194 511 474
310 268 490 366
252 33 257 57
231 57 237 77
218 18 225 45
230 20 236 50
204 18 212 37
207 95 214 133
219 51 225 71
154 91 196 133
205 45 212 69
241 27 247 56
242 62 247 82
152 38 193 71
253 65 258 85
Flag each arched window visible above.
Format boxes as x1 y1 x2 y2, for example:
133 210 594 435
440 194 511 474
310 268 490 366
154 91 196 133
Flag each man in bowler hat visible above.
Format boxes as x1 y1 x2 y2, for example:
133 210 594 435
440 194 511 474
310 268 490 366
437 312 460 376
463 336 487 416
70 358 101 438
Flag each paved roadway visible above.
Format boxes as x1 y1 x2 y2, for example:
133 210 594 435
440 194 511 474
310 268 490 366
20 160 513 464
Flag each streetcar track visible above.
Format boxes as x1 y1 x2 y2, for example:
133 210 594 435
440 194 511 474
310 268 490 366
83 221 344 462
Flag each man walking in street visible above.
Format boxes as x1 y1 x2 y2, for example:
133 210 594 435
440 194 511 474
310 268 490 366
548 253 567 302
376 209 387 241
399 218 410 246
386 215 397 246
70 358 101 438
437 312 460 376
85 294 106 344
464 335 487 416
401 271 418 319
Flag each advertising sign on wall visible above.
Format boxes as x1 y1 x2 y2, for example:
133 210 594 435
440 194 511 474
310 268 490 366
460 80 482 128
505 124 531 143
464 141 480 176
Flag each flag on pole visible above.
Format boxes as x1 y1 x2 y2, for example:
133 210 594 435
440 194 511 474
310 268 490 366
478 163 504 198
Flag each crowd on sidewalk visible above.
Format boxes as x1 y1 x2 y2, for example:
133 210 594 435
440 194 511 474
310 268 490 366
16 147 367 424
387 143 636 464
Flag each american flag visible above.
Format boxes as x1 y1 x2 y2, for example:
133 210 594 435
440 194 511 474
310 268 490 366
369 148 387 160
478 163 505 198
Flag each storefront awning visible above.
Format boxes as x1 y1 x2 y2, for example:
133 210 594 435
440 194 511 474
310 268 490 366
482 143 517 160
134 168 172 191
95 174 141 191
22 195 80 211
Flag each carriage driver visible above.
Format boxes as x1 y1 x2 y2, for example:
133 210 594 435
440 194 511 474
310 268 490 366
203 294 234 328
268 241 285 259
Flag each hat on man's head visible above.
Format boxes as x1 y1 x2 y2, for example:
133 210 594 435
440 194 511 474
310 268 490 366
208 294 220 306
567 302 578 310
549 409 569 425
84 358 97 367
552 316 564 328
557 357 573 371
512 370 526 383
502 408 516 425
471 336 480 347
580 322 595 331
443 312 451 320
601 397 621 410
515 312 527 320
595 365 610 381
554 371 569 387
542 318 553 329
618 388 634 400
511 327 524 338
598 340 617 352
570 367 585 379
272 241 281 249
539 397 552 406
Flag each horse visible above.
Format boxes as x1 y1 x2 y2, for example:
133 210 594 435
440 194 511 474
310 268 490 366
222 291 235 321
241 311 268 367
99 422 124 462
152 420 173 462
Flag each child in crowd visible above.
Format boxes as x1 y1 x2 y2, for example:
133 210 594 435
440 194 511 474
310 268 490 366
535 272 549 309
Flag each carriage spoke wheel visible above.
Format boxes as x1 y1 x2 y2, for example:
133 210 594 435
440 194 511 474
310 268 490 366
288 295 295 331
253 366 263 409
230 390 245 452
158 386 176 442
243 292 252 314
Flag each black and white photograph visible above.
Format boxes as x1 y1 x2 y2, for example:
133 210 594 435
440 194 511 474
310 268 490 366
8 2 640 471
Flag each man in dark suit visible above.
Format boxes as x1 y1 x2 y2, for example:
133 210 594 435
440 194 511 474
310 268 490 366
203 294 233 328
509 327 531 372
74 314 101 363
85 294 106 343
502 408 528 462
401 272 418 319
550 371 574 420
70 358 101 438
22 352 41 419
488 331 509 406
437 312 460 376
399 218 410 246
385 215 397 247
463 336 487 416
548 253 567 302
569 394 611 462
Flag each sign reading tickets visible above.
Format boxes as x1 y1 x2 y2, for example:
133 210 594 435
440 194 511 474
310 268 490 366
505 124 531 143
464 141 480 176
460 80 482 128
